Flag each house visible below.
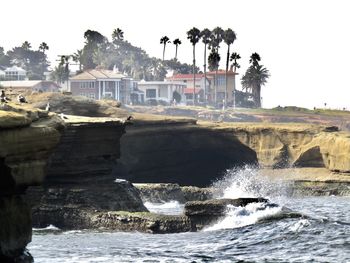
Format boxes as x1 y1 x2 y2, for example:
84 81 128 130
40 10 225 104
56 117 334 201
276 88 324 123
207 70 238 104
0 69 5 80
167 70 238 105
69 69 136 104
0 80 61 92
166 73 211 104
4 66 27 81
137 80 187 104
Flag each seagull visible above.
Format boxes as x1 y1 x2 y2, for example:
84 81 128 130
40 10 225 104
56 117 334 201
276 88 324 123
17 94 27 103
60 113 68 120
45 102 50 112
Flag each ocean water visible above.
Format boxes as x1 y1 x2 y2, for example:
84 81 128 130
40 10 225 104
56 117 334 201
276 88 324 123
28 168 350 263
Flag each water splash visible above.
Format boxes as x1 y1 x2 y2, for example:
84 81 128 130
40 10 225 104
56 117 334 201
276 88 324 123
213 166 292 201
204 202 282 231
203 166 294 231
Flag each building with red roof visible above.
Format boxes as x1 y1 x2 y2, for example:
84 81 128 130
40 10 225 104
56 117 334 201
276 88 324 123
166 70 238 104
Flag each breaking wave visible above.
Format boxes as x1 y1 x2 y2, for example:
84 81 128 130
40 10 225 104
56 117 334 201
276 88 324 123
144 200 184 215
204 202 283 231
205 166 295 231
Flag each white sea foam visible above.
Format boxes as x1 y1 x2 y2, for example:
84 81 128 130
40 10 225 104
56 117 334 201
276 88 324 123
204 202 282 231
289 219 311 232
33 224 60 231
203 166 292 231
144 200 184 215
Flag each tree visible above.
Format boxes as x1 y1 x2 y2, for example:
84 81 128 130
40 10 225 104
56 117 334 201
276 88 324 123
51 55 70 84
39 42 49 54
0 47 11 68
241 53 270 108
187 27 201 104
230 52 241 108
81 29 107 69
72 49 83 73
160 36 170 61
112 28 124 41
223 28 236 107
249 52 261 66
200 28 211 103
230 52 241 72
21 41 32 50
173 38 182 60
209 27 224 104
6 43 49 79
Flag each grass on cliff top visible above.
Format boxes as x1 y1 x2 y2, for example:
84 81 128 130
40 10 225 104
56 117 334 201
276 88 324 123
236 106 350 117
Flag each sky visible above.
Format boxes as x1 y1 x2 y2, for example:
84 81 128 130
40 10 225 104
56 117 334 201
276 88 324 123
1 0 350 109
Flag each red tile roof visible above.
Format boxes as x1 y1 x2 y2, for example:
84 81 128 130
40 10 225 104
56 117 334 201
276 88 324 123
167 70 237 80
207 70 238 76
167 74 204 80
184 88 202 94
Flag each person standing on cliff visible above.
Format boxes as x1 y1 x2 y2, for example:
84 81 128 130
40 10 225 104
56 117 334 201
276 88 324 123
1 90 10 103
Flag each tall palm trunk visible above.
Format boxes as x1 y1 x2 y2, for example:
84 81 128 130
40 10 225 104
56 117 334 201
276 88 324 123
225 44 230 108
252 83 261 108
175 45 178 60
192 45 196 105
162 44 166 61
215 69 218 105
203 43 207 103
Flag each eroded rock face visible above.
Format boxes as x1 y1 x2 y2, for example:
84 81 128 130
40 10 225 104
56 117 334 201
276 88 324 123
29 116 148 229
204 123 350 173
135 183 214 203
115 118 258 186
0 105 62 262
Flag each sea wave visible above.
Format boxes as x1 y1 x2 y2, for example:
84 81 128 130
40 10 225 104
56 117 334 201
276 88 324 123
204 202 282 231
33 224 60 232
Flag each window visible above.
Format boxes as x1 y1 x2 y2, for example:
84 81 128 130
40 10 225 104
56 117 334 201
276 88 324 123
146 89 156 98
217 76 226 86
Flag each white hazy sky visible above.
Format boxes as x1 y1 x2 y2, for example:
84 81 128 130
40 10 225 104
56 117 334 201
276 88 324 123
2 0 350 109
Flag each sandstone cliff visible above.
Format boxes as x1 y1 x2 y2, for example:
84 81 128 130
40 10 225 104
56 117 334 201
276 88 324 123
200 122 350 173
29 115 148 229
114 114 258 186
0 104 62 262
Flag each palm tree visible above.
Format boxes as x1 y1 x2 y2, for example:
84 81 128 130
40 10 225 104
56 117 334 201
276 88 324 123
209 27 224 105
200 28 211 103
223 28 236 107
21 41 32 50
112 28 124 41
230 52 241 72
230 52 241 108
160 36 170 61
39 42 49 54
72 49 83 72
249 52 261 66
173 38 182 60
187 27 201 104
241 53 270 108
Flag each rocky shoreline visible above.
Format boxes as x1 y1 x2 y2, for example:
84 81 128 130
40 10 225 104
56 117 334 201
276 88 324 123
1 95 350 262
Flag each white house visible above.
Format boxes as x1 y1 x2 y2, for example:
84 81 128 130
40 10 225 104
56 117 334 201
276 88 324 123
4 66 26 80
70 69 137 104
0 69 5 80
137 80 187 104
